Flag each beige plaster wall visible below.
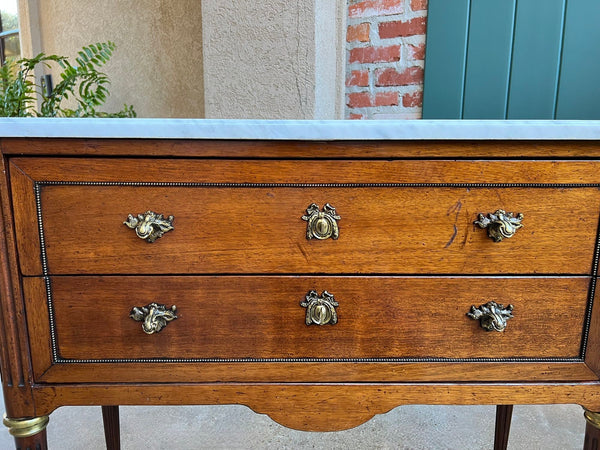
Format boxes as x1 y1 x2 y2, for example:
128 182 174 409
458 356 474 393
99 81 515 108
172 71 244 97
19 0 204 118
18 1 346 119
202 0 346 119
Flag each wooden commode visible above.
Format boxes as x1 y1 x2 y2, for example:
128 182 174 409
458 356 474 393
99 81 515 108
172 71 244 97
1 119 600 449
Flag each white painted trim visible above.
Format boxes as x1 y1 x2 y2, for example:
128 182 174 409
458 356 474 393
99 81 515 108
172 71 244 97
314 0 336 119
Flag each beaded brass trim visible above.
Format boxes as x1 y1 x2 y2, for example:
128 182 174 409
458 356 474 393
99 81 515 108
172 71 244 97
33 180 600 364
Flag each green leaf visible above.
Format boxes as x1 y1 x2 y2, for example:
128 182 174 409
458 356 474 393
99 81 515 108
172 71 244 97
1 41 135 117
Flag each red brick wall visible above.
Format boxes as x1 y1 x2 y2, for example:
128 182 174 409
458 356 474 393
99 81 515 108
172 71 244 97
346 0 428 119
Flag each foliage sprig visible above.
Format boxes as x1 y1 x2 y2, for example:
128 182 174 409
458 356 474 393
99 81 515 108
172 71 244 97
0 41 135 118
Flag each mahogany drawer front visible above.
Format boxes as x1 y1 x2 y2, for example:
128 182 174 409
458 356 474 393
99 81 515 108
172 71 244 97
42 276 587 361
15 184 600 275
12 157 600 276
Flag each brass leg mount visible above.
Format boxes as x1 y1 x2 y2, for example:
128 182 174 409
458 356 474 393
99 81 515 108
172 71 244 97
2 414 49 438
584 408 600 429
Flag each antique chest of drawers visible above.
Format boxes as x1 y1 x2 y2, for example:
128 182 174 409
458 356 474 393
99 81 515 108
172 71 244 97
1 119 600 449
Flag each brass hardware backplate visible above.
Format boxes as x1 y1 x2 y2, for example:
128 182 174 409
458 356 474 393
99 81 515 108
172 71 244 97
467 301 514 332
302 203 340 240
130 302 178 334
124 210 174 243
301 290 339 325
474 209 523 242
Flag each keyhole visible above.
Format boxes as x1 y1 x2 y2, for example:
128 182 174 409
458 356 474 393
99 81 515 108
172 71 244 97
314 304 329 324
315 218 330 237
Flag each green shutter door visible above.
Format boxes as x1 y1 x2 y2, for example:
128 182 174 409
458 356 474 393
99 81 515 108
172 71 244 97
422 0 600 119
462 0 516 119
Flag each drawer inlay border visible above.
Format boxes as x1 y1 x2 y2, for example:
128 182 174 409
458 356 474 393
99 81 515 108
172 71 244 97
582 209 600 359
33 181 600 365
36 181 600 188
52 356 582 364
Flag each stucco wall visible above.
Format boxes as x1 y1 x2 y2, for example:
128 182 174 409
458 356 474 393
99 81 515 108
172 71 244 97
19 0 204 118
202 0 346 119
18 1 346 119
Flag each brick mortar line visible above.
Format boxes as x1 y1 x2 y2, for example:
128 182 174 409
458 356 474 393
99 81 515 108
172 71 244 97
345 0 428 118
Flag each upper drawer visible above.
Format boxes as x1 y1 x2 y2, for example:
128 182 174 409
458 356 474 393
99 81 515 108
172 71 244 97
11 158 600 275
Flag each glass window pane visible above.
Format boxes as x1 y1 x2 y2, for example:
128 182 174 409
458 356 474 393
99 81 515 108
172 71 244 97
3 34 20 59
0 1 19 32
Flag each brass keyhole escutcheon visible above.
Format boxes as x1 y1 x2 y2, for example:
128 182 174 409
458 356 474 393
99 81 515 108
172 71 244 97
301 290 339 326
302 203 340 240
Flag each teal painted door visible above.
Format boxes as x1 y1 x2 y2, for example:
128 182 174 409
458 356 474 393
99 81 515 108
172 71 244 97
422 0 600 119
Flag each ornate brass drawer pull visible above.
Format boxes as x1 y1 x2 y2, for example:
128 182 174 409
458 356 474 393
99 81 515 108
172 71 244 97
474 209 523 242
124 210 174 243
130 302 178 334
302 203 340 240
301 290 338 325
467 301 514 332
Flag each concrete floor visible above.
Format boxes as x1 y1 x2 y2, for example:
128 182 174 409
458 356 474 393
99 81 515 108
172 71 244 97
0 402 586 449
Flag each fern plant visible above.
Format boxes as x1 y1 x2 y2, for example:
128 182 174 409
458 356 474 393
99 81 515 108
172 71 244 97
0 41 135 117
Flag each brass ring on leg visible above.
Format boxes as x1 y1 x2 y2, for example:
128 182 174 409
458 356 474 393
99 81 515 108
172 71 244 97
2 414 49 437
584 409 600 430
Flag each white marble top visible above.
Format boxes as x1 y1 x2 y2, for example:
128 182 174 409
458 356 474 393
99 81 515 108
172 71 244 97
0 118 599 140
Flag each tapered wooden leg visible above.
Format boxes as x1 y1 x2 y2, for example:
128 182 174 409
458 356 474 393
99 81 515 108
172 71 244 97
2 414 49 450
102 406 121 450
12 429 48 450
584 409 600 450
494 405 513 450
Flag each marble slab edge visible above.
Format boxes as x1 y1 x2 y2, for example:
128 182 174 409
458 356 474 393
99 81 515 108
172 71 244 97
0 118 599 140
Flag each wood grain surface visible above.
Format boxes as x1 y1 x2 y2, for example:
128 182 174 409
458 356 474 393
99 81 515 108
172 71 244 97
9 163 42 275
34 359 598 384
31 382 600 431
4 138 600 445
4 138 600 158
24 271 597 385
11 158 600 276
584 278 600 376
45 276 588 361
11 157 600 184
10 429 48 450
21 278 52 381
30 184 599 275
0 155 37 419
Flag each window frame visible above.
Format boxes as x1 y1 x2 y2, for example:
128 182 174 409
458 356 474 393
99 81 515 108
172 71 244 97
0 5 20 65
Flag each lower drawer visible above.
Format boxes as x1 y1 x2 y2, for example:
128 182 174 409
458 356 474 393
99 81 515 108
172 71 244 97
32 276 589 361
